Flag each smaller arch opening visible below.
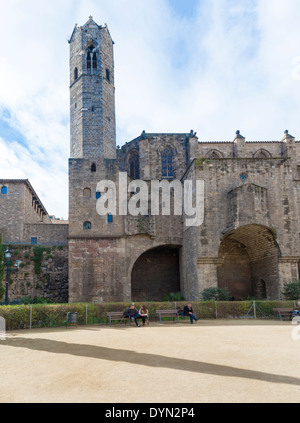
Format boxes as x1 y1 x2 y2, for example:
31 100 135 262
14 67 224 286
83 221 92 230
83 188 91 198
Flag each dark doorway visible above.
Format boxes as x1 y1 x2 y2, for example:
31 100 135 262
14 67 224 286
218 225 280 300
131 246 181 301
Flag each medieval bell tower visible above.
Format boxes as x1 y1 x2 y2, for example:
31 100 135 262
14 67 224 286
69 16 116 159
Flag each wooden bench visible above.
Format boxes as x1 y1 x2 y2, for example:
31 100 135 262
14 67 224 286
273 308 294 321
106 312 129 327
156 310 179 324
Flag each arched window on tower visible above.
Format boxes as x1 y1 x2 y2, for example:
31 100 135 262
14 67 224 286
87 45 97 74
91 163 96 172
74 67 78 81
129 151 140 180
161 147 174 179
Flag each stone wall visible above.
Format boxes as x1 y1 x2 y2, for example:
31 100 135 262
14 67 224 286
1 245 68 303
23 223 69 246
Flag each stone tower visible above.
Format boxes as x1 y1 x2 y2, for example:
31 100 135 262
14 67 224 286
69 16 116 159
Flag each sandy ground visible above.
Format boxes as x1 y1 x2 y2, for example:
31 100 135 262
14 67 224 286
0 319 299 404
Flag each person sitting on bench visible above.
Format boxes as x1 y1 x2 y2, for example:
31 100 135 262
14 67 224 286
183 304 198 324
124 304 141 327
139 305 149 326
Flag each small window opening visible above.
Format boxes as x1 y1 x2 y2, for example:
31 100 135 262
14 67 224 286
31 237 38 246
108 214 113 223
91 163 96 172
106 69 111 81
83 221 92 230
83 188 91 198
1 186 7 195
74 67 78 81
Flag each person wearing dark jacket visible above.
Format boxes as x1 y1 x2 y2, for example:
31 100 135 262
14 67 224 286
124 305 141 327
183 304 198 324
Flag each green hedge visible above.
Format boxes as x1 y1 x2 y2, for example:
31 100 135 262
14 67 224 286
0 300 296 331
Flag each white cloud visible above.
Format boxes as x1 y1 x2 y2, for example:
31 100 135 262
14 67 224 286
0 0 299 218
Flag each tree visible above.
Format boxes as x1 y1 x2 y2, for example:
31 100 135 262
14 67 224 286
282 281 300 300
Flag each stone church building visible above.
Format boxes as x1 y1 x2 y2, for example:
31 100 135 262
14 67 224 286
2 17 300 303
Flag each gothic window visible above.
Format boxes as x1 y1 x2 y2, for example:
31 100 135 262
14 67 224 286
87 46 97 73
129 151 140 180
106 69 111 81
161 147 174 179
253 149 272 159
1 186 7 195
83 221 92 230
74 67 78 81
206 150 223 159
91 163 96 172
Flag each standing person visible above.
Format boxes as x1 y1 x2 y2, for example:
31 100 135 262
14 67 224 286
139 305 149 326
183 303 198 324
124 304 141 327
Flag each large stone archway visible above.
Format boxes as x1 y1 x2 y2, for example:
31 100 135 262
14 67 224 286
218 225 281 300
131 245 181 301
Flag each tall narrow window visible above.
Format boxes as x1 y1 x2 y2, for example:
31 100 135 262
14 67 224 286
91 163 96 172
74 67 78 81
106 68 111 81
1 186 7 195
129 151 140 180
87 45 96 74
108 214 113 223
92 53 97 70
161 148 174 179
87 51 91 71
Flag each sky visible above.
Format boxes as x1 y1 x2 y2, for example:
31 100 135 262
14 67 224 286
0 0 300 219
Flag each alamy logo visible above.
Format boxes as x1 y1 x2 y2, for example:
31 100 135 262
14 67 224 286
96 172 205 227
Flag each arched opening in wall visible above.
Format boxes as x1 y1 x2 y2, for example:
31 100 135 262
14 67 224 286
217 225 280 300
131 245 181 301
256 279 267 300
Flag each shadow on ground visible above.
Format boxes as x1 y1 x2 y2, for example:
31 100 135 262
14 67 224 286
3 336 300 388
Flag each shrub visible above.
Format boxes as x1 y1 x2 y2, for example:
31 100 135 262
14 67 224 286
282 281 300 300
163 292 185 301
20 296 53 305
200 287 232 301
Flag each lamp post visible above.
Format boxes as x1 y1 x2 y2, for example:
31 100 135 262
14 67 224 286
4 248 12 306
